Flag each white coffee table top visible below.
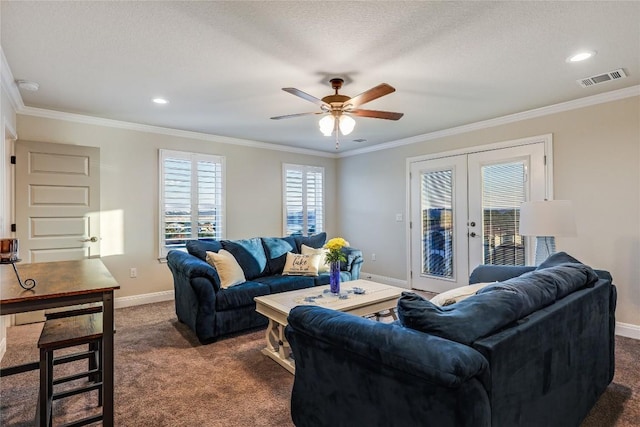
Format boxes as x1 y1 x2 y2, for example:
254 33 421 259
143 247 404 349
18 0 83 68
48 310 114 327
254 279 404 320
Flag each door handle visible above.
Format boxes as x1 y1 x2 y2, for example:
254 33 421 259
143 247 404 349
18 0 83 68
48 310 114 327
80 236 99 243
469 232 477 238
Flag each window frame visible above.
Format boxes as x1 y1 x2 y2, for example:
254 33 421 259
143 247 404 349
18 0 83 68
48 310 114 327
282 163 325 237
158 149 226 258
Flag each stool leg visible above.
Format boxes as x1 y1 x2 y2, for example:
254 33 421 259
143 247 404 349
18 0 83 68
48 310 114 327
39 347 52 427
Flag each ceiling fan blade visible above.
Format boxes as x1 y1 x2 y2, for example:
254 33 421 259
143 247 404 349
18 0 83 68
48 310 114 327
345 83 396 109
282 88 331 109
270 112 324 120
351 109 404 120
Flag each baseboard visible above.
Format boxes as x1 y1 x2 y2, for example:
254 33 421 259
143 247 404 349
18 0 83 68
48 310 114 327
616 322 640 340
360 272 409 289
115 290 174 309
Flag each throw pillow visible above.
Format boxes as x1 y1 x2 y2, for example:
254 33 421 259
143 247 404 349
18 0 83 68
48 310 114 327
294 232 327 252
282 252 321 276
206 250 246 289
397 291 525 346
429 282 493 306
301 244 330 273
186 239 223 261
221 238 268 280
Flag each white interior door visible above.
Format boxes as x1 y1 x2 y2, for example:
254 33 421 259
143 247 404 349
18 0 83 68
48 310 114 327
15 140 100 323
410 142 547 293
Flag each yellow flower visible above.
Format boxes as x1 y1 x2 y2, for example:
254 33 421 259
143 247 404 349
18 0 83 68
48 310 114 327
324 237 350 263
325 237 349 251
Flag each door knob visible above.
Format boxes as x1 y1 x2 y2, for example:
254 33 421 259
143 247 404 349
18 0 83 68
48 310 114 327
80 236 99 243
469 232 477 238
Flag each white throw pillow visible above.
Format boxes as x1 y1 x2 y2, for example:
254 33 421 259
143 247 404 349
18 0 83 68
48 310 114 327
429 282 494 306
300 244 330 273
206 250 246 289
282 252 321 276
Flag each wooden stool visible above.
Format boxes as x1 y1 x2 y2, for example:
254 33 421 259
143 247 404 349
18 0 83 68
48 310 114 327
38 312 104 427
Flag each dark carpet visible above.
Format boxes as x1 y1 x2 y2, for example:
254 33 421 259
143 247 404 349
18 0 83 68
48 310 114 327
1 300 638 426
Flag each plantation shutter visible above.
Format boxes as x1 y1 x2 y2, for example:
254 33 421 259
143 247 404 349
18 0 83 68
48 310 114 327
283 164 324 236
160 150 225 257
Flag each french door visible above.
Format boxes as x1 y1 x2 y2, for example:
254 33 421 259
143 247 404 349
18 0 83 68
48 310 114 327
410 142 547 293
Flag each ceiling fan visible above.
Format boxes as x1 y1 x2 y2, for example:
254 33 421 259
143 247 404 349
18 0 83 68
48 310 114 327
271 78 403 144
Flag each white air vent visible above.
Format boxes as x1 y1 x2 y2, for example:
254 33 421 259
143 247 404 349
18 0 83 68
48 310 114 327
577 68 627 88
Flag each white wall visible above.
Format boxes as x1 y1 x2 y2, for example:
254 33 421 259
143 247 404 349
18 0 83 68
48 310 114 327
16 115 338 299
1 76 18 360
338 95 640 329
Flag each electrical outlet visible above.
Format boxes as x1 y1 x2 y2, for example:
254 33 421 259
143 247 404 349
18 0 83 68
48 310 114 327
371 253 376 261
130 268 137 278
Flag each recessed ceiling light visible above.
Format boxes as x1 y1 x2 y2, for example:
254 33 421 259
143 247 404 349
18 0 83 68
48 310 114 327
152 97 169 104
567 51 596 63
16 79 39 91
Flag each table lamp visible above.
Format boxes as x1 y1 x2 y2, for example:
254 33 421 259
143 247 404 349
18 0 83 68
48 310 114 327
519 200 577 265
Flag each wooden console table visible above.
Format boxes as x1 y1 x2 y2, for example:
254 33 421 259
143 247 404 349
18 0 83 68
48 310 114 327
0 258 120 426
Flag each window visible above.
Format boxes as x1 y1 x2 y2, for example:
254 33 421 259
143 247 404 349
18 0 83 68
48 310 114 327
159 149 225 257
283 164 324 236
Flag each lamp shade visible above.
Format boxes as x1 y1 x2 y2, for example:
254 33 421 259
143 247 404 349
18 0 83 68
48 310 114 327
338 115 355 135
519 200 577 237
318 115 334 136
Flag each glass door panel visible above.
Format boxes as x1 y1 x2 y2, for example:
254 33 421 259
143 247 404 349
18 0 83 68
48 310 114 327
421 169 454 278
481 162 526 265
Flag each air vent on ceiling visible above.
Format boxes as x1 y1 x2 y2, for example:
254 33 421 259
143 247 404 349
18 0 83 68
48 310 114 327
577 68 627 88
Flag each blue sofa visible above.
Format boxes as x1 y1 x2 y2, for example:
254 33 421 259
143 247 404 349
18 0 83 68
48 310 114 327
167 233 363 344
285 253 616 427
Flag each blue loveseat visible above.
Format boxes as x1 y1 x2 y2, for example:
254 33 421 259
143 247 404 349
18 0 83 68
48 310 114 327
167 233 363 344
285 253 616 427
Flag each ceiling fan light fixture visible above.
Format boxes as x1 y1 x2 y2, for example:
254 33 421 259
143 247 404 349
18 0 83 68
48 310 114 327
339 115 356 135
319 115 334 136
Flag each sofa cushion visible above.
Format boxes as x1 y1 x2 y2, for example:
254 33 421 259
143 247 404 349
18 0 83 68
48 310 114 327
294 232 327 252
215 281 272 311
479 262 599 302
256 275 317 293
186 239 222 261
397 291 525 346
221 238 268 280
205 250 246 289
261 236 297 274
536 251 582 270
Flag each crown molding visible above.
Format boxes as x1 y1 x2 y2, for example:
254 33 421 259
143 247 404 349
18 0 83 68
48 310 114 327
18 106 337 158
0 47 25 112
339 85 640 158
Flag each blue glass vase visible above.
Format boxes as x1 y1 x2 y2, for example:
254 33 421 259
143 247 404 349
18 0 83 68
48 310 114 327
329 261 341 295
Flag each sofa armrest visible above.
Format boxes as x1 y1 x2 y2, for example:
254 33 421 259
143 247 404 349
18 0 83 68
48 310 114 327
341 246 363 279
167 250 222 291
469 264 535 284
286 305 488 387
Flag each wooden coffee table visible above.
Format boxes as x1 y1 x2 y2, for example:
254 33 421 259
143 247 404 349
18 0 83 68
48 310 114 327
254 279 404 374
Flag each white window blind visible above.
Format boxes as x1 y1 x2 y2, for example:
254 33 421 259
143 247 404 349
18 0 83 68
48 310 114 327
283 164 324 236
159 149 225 257
481 161 526 265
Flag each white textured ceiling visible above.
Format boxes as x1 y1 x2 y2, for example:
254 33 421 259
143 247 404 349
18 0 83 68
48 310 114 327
2 1 639 153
